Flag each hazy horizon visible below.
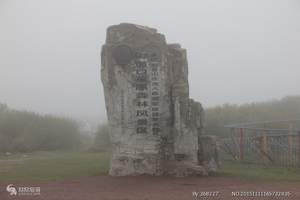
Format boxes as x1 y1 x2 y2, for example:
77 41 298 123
1 0 300 123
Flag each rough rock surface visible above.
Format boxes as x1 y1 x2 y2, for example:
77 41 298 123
101 23 218 176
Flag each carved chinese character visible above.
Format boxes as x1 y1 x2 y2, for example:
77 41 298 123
151 91 159 96
152 107 159 111
151 77 158 81
152 112 159 117
151 66 158 71
151 101 159 106
136 83 147 91
137 101 148 107
152 96 159 101
152 86 159 91
137 127 147 134
152 122 159 127
136 69 147 75
137 110 148 117
152 117 159 122
137 119 148 126
135 60 147 68
152 127 160 135
151 71 159 76
136 75 147 82
152 82 159 86
136 92 148 98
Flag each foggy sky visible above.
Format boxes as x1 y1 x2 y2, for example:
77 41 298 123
1 0 300 123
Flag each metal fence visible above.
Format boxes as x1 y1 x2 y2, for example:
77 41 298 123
220 119 300 167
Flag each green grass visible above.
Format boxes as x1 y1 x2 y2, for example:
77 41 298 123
0 151 110 181
217 160 300 182
1 151 300 182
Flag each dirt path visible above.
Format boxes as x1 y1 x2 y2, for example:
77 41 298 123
0 176 299 200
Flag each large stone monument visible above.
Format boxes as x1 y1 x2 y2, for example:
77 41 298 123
101 23 218 176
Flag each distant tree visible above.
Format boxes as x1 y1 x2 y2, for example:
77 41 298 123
205 96 300 137
0 104 81 152
93 123 111 151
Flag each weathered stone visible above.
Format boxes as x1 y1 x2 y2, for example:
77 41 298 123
101 23 218 176
199 135 219 173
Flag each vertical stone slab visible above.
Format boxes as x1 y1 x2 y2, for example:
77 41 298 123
101 23 218 176
101 24 171 175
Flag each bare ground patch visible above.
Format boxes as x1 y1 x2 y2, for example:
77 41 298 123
0 176 299 200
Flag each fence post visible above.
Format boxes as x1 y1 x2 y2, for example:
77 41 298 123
298 131 300 167
288 123 293 166
230 128 237 159
240 128 244 161
262 132 268 163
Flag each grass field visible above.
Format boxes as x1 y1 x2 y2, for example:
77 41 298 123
218 160 300 182
1 151 300 182
0 151 110 181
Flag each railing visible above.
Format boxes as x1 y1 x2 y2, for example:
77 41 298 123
221 119 300 167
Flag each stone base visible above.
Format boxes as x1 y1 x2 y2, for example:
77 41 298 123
164 161 208 177
109 154 162 176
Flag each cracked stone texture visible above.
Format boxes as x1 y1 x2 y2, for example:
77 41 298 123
101 23 218 176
